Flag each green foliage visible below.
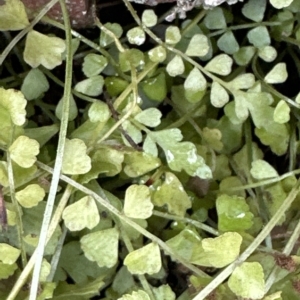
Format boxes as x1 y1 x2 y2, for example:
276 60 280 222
119 49 145 72
270 0 294 9
142 9 158 28
62 196 100 231
80 228 119 268
15 184 45 208
0 262 18 280
210 81 229 107
204 54 233 75
52 276 105 299
56 95 78 121
185 34 210 57
0 0 29 30
274 99 290 123
242 0 267 22
228 262 265 299
82 54 108 77
204 7 227 29
141 73 167 102
134 108 162 127
250 159 279 179
9 135 40 168
74 75 104 96
247 25 271 47
166 55 185 77
127 27 146 46
1 0 300 299
148 129 212 178
152 285 175 300
0 244 20 264
124 243 161 275
56 241 107 284
25 124 59 147
88 101 111 123
62 139 91 175
24 30 66 69
184 67 207 103
264 62 288 84
81 146 124 182
123 151 161 177
191 232 243 268
152 172 191 216
0 87 27 127
105 76 129 96
166 26 181 44
118 290 150 300
21 68 49 100
124 184 153 219
148 46 167 63
216 194 253 231
100 23 123 47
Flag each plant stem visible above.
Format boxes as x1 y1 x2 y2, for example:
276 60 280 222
29 0 73 298
153 210 219 236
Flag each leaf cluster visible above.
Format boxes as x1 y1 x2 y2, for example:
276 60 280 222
0 0 300 299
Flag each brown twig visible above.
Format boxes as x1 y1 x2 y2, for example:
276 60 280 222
104 93 143 151
0 185 7 231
